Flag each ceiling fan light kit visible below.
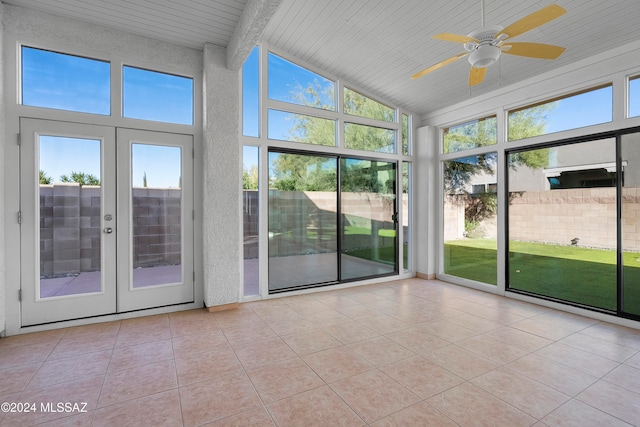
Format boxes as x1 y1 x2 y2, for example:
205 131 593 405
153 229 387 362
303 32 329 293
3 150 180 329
411 3 567 86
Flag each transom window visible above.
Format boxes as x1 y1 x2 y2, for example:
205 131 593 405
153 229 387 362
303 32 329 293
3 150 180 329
123 66 193 125
21 46 110 115
267 52 335 111
508 84 613 141
21 46 195 126
444 116 497 154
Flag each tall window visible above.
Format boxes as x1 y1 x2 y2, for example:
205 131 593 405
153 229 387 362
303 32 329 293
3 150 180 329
443 153 498 285
243 146 260 297
243 46 260 137
507 139 617 309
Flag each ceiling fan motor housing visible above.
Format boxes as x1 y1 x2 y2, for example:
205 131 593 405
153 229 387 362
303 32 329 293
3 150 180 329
466 25 503 68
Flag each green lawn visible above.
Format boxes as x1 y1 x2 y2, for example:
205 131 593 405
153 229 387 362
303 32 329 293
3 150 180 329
445 239 640 314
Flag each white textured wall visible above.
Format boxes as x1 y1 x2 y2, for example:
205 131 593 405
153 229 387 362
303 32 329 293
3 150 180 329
3 6 200 70
2 5 203 334
414 126 436 277
0 4 5 336
202 44 241 307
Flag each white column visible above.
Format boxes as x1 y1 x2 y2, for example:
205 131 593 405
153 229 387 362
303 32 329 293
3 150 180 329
202 44 241 308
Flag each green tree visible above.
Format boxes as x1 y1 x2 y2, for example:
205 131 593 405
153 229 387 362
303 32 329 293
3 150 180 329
60 171 100 186
39 170 52 185
270 154 336 191
242 164 259 190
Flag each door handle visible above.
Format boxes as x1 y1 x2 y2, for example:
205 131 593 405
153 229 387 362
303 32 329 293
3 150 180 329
103 227 113 234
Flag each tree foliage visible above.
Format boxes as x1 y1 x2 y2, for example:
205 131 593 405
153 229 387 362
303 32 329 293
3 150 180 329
60 171 100 186
39 170 52 185
444 104 556 194
270 83 398 191
242 164 259 190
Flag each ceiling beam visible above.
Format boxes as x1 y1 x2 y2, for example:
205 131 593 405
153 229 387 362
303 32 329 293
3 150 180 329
226 0 282 71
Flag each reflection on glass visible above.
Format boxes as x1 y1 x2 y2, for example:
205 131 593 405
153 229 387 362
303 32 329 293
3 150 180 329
443 153 497 285
444 116 496 154
344 123 395 153
402 162 410 272
39 136 102 298
268 109 336 146
267 53 335 111
621 133 640 316
123 66 193 125
343 87 395 122
402 114 409 155
508 85 612 141
508 140 617 309
243 146 259 296
242 46 260 137
22 46 110 115
131 144 182 288
341 159 397 280
268 151 338 291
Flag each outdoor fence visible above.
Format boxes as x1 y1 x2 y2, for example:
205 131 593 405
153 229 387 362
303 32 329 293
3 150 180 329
445 187 640 251
40 183 181 277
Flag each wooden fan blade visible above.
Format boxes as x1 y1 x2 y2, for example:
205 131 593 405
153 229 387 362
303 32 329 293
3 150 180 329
496 4 567 40
411 52 468 80
502 42 565 59
469 67 487 86
433 33 479 44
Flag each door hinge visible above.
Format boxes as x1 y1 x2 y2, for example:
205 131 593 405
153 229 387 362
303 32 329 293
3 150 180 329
18 289 22 302
192 209 195 220
193 271 196 282
16 133 21 146
192 148 195 159
17 211 21 224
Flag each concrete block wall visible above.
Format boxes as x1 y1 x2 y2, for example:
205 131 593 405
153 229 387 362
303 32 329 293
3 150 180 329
444 187 640 251
509 188 618 249
244 190 410 259
39 183 181 278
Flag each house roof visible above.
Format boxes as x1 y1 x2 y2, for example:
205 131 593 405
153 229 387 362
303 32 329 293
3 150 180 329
6 0 640 116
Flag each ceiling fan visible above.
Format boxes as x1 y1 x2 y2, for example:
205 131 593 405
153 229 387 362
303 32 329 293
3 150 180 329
411 2 567 86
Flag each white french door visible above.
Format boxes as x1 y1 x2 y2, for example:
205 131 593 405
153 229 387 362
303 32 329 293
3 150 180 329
20 118 194 326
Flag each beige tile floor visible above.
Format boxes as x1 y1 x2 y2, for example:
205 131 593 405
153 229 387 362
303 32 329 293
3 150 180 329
1 278 639 426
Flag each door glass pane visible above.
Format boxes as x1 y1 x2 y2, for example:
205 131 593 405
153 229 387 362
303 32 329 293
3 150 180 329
131 144 182 288
508 140 617 310
622 133 640 316
39 136 102 297
243 146 259 296
443 153 498 285
341 159 397 280
268 151 338 291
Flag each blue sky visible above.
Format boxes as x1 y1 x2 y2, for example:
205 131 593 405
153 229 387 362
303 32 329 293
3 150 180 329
24 46 191 188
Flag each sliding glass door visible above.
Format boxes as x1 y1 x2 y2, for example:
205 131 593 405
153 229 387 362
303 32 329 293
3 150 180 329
341 158 397 280
621 132 640 317
268 150 397 292
268 152 338 291
507 139 618 310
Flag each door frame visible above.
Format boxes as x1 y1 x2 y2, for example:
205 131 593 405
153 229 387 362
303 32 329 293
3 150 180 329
116 127 195 312
19 118 196 326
